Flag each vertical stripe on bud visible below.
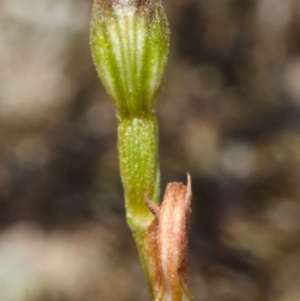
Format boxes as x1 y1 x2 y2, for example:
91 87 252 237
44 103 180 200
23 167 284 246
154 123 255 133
90 0 170 118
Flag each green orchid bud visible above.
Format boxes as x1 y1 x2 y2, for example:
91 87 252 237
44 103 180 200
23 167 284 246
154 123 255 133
90 0 172 299
90 0 170 118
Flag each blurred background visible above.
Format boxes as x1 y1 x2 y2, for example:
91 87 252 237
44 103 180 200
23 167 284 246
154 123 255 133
1 0 300 300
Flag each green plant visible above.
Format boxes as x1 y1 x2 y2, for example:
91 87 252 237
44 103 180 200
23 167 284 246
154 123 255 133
90 1 192 300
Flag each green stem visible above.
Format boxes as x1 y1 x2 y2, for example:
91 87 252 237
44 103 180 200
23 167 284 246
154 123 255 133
118 114 160 295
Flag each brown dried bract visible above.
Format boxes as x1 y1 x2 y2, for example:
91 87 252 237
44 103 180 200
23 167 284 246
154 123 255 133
144 174 193 300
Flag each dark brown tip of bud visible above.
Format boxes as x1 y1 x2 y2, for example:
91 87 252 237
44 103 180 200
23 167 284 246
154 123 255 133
95 0 154 10
94 0 157 21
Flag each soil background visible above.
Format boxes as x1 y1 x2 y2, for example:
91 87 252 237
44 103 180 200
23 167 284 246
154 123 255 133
0 0 300 300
